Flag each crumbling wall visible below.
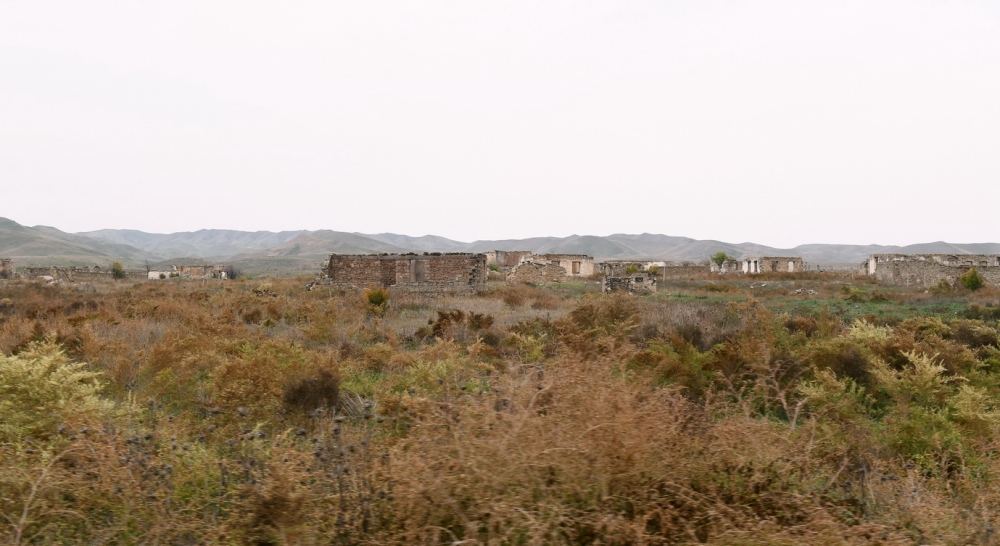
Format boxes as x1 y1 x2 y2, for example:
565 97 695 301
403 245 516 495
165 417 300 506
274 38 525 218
175 265 230 279
865 254 1000 287
485 250 532 269
0 258 13 280
507 261 566 285
602 272 657 293
326 253 487 293
741 257 805 274
538 254 596 277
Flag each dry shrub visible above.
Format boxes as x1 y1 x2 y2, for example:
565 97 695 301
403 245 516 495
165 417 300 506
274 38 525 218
377 356 885 544
282 369 339 413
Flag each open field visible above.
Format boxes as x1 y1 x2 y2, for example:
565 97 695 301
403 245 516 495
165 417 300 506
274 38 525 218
2 273 1000 544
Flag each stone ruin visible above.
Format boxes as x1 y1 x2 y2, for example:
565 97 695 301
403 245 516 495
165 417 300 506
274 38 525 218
738 256 805 274
0 258 13 280
484 250 533 270
324 253 487 293
171 265 232 280
534 254 596 277
599 261 659 293
864 254 1000 288
16 265 144 282
506 259 567 285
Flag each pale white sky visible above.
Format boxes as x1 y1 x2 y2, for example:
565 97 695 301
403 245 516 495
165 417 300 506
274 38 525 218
2 1 998 246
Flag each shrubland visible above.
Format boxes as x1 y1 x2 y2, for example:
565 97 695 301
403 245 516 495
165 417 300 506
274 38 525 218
0 274 998 544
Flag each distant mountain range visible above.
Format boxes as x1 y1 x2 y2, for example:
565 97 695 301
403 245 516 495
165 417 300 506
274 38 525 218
2 217 999 275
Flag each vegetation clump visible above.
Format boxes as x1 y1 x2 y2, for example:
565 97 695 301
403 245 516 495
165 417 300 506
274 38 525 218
1 274 999 543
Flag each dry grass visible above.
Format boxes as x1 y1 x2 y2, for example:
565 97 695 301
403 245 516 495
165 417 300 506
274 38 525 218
0 275 998 544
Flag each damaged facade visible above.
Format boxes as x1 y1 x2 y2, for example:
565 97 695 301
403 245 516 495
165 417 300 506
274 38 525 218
709 259 742 274
174 265 232 280
599 261 659 293
484 250 532 270
740 256 805 274
536 254 595 277
0 258 13 280
325 253 487 293
864 254 1000 287
507 259 567 285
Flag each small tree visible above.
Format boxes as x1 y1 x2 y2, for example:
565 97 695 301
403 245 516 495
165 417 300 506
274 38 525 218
111 261 126 280
711 252 729 268
960 268 984 291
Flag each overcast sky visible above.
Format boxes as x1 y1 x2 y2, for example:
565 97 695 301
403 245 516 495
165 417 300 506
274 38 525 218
2 1 998 246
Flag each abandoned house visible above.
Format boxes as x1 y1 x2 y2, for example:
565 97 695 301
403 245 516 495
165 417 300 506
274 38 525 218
864 254 1000 287
0 258 13 280
602 271 657 294
174 265 232 280
325 253 487 293
484 250 533 270
741 256 805 274
506 259 567 285
599 261 663 278
536 254 596 277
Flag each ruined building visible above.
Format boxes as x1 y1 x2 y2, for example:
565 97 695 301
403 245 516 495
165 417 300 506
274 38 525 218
0 258 13 280
325 253 487 293
741 256 805 274
507 259 567 285
484 250 532 270
174 265 232 280
709 258 742 274
536 254 596 277
864 254 1000 287
599 261 659 293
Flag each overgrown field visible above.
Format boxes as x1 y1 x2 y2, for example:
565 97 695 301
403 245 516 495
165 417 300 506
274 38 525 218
1 274 999 544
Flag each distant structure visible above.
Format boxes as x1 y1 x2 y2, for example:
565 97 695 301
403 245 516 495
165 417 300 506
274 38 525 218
740 256 805 274
507 259 567 285
484 250 533 270
17 265 144 281
0 258 13 280
709 258 742 274
864 254 1000 287
535 254 596 277
174 265 231 280
599 261 658 293
325 253 487 293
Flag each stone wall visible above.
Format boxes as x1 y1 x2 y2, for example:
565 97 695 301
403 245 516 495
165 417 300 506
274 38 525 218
537 254 596 277
485 250 532 269
0 258 13 280
175 265 231 279
865 254 1000 287
507 261 567 285
602 271 657 293
326 253 487 293
741 257 805 274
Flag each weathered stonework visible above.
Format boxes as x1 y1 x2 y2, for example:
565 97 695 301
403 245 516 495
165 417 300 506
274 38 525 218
484 250 532 270
325 253 487 293
864 254 1000 288
0 258 13 280
602 271 657 293
535 254 596 277
16 265 146 281
507 260 567 285
174 265 231 280
709 259 742 274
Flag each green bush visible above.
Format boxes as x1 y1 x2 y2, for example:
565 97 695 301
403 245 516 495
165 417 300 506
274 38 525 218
111 261 126 280
0 340 112 442
960 268 984 291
